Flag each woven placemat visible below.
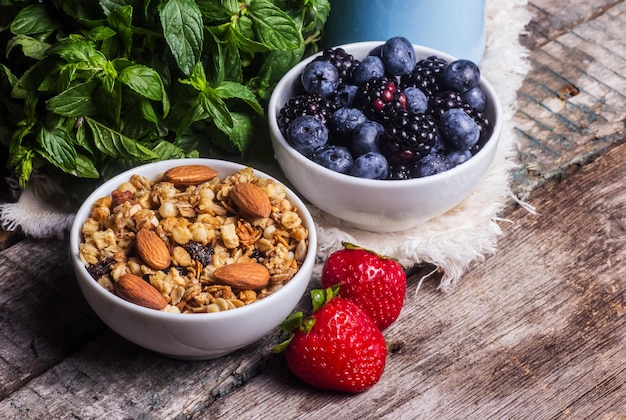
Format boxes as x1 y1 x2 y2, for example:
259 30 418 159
0 0 532 292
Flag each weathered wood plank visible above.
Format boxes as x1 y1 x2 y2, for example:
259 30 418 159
512 0 626 198
0 239 105 400
523 0 623 50
0 322 287 418
207 143 626 419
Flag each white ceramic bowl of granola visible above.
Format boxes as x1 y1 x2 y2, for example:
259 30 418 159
268 41 502 232
69 158 317 360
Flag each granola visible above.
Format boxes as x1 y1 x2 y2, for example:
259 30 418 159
79 165 310 313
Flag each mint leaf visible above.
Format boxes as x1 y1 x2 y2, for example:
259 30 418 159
226 112 256 153
46 80 99 117
7 35 50 60
225 18 271 54
85 117 158 160
117 64 167 103
159 0 204 76
107 5 134 57
74 153 100 178
198 89 233 135
10 4 60 36
86 26 117 42
197 0 232 22
151 141 189 160
47 38 107 68
37 125 77 173
214 81 263 115
0 64 18 87
100 0 133 16
247 0 301 51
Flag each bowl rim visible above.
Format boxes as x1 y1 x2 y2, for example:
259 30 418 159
267 41 503 189
69 158 317 322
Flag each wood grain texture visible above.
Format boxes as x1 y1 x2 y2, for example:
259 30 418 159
0 239 103 400
512 0 626 198
522 0 623 50
208 142 626 420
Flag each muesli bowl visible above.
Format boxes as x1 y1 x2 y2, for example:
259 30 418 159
268 41 503 232
69 158 317 360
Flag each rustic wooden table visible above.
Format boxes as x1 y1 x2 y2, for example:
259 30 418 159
1 1 624 418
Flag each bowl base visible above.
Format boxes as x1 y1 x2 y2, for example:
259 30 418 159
334 216 430 233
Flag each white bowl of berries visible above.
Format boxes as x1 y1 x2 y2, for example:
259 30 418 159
69 158 317 360
268 38 503 232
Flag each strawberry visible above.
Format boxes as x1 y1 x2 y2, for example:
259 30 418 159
321 242 406 330
274 286 387 393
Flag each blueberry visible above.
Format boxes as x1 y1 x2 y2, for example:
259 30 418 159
333 84 358 108
368 45 383 57
446 148 472 167
301 60 340 97
313 145 354 174
381 37 416 76
330 107 367 136
441 59 481 93
439 108 480 150
461 86 487 112
352 55 385 85
411 153 451 177
403 87 428 114
350 152 389 179
286 115 329 156
351 120 383 157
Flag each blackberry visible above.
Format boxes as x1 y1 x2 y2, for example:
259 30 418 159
387 164 412 180
400 55 447 98
277 94 337 136
427 90 491 146
382 111 438 164
355 77 407 124
184 242 214 266
315 47 359 86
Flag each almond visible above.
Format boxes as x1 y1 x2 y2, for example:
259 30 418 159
230 183 272 219
162 165 218 186
115 273 168 310
213 262 271 290
136 228 171 270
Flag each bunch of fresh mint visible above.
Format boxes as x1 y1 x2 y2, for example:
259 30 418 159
0 0 329 203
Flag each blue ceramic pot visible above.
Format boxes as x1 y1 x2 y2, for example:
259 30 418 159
322 0 486 63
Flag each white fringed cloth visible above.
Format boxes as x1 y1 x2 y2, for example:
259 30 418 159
0 0 533 292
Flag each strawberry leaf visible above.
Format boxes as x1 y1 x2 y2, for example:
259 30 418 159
341 241 403 266
311 285 340 312
272 311 303 353
279 311 303 334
